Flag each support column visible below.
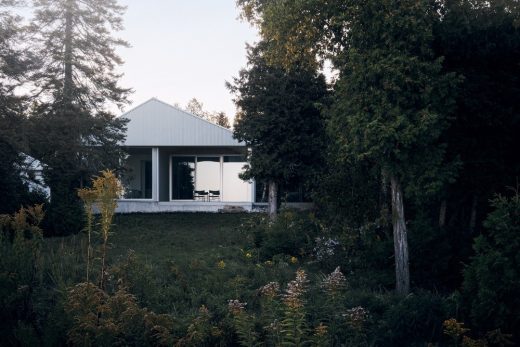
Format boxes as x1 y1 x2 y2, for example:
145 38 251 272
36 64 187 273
152 147 159 201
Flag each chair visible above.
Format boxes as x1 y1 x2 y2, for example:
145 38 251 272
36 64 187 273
194 190 208 201
208 190 220 201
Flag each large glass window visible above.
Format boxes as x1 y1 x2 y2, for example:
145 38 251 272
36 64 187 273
122 148 153 199
195 157 221 193
170 155 250 202
171 156 195 200
222 156 251 202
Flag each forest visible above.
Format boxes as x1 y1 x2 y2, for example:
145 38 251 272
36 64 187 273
1 0 519 346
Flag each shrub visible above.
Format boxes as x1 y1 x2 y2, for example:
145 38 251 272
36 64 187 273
462 192 520 343
0 205 45 345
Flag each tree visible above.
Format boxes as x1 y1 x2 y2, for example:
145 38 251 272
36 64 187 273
185 97 231 128
214 111 230 128
462 192 520 343
27 0 130 235
238 0 459 294
435 0 520 233
228 42 328 220
0 0 41 213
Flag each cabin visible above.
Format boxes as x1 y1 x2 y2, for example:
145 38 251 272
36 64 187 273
117 98 255 213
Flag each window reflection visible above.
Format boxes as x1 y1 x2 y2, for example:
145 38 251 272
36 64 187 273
196 157 220 193
171 155 251 202
122 148 152 199
223 156 250 202
172 157 195 200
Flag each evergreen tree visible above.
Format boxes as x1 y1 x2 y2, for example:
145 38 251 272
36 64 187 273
27 0 130 235
0 0 40 213
228 42 328 219
238 0 459 294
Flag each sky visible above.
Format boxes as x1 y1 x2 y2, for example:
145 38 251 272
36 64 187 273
116 1 259 122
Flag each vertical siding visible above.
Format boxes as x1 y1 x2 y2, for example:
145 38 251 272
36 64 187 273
123 98 242 147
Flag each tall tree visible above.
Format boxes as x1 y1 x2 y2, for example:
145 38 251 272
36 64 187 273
228 42 328 219
238 0 459 294
0 0 40 213
27 0 130 234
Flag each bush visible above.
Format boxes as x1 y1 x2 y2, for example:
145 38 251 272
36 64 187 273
462 192 520 343
0 205 45 345
241 210 320 261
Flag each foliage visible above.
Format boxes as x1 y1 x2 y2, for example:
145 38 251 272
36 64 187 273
185 97 231 128
240 210 321 262
23 0 130 235
65 283 175 346
228 40 328 196
0 205 45 345
462 192 520 343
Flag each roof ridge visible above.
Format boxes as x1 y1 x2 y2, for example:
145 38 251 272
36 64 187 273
123 97 234 133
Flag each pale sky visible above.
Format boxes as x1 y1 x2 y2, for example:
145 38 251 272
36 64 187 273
117 1 259 122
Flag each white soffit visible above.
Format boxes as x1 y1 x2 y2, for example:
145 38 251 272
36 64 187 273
121 98 242 147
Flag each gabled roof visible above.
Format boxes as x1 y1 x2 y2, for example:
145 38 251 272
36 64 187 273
121 98 242 147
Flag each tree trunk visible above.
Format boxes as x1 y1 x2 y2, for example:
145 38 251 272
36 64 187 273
268 180 278 221
439 199 447 228
63 0 74 104
380 169 390 225
390 174 410 295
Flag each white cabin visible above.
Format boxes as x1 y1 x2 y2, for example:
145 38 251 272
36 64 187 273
117 98 255 213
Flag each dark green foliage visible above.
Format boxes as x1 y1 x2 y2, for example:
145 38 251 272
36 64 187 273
229 41 328 188
462 193 520 342
0 205 44 346
435 0 520 234
240 210 320 261
25 0 130 235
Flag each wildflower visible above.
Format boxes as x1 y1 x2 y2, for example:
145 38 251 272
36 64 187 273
443 318 469 339
314 322 328 337
217 260 226 269
461 336 488 347
228 299 247 315
259 281 280 299
282 269 309 309
245 252 252 258
322 266 347 295
314 237 340 261
344 306 369 330
290 256 298 264
264 260 274 266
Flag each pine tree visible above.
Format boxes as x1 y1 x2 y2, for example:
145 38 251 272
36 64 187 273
27 0 130 234
0 0 40 213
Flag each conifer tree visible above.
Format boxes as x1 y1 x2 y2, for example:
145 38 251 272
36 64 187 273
228 42 327 219
27 0 130 234
0 0 39 213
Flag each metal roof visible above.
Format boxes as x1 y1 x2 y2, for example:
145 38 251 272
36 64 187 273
121 98 242 147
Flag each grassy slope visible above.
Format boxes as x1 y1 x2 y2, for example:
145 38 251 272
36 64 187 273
42 212 296 317
109 213 248 261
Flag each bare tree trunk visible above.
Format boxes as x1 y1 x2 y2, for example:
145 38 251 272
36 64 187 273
268 180 278 221
469 194 477 233
390 174 410 295
380 169 390 225
439 199 447 228
63 0 73 104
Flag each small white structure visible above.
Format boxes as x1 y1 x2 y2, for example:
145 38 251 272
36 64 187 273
118 98 254 213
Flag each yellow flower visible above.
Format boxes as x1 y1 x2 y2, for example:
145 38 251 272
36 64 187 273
314 322 328 337
245 252 252 258
265 260 274 266
217 260 226 269
290 256 298 264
